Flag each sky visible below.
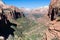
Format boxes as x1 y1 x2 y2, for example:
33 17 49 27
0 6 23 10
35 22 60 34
3 0 50 9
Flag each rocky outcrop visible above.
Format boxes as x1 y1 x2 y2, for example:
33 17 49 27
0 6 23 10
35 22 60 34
46 0 60 40
0 0 25 20
48 0 60 21
0 0 24 40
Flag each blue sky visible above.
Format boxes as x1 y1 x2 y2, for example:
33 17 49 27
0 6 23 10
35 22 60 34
3 0 50 9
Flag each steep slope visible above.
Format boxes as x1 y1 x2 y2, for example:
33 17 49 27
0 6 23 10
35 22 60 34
0 0 25 40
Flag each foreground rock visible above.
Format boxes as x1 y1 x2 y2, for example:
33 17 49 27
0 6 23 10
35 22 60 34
46 0 60 40
48 0 60 21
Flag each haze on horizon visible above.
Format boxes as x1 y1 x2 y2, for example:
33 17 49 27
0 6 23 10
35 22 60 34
3 0 50 9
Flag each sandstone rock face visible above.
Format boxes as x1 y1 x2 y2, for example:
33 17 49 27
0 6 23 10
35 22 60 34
0 0 25 39
0 0 25 20
46 0 60 40
48 0 60 21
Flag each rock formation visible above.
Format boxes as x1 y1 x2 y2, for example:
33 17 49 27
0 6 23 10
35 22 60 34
0 0 25 40
46 0 60 40
48 0 60 21
0 0 25 20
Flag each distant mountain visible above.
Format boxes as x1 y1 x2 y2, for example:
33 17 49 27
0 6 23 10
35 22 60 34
20 6 49 21
20 6 49 15
31 6 49 14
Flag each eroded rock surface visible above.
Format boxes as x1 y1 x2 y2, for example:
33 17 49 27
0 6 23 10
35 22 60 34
46 0 60 40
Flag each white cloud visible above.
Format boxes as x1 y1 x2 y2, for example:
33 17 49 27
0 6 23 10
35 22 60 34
25 8 30 11
39 6 49 9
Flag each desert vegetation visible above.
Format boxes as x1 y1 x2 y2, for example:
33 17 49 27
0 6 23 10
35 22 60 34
6 16 47 40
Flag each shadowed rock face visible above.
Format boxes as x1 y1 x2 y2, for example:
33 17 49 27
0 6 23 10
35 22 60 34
48 0 60 21
2 8 25 20
9 6 25 19
0 12 17 40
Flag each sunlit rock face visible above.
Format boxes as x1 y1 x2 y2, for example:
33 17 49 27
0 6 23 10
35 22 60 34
0 0 9 9
49 0 60 11
49 0 57 12
0 0 25 20
0 0 6 6
48 0 60 21
50 0 60 8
